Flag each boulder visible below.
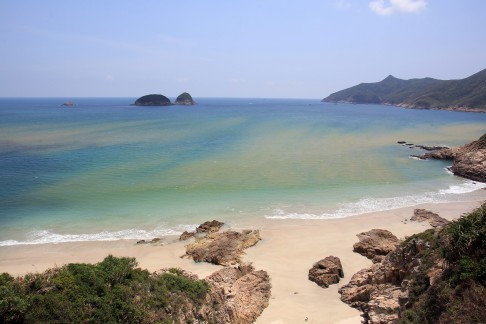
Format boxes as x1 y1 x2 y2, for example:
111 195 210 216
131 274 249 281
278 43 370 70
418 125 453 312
175 92 197 105
179 220 225 241
136 237 163 245
353 229 400 263
308 256 344 288
206 263 271 324
183 230 261 266
196 220 224 234
411 209 450 228
179 231 195 241
133 94 172 106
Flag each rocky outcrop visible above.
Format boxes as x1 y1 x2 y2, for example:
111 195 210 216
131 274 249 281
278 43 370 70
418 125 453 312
416 147 460 160
178 221 268 320
340 233 440 323
179 231 196 241
397 141 449 151
179 220 225 241
133 94 172 106
154 264 270 323
175 92 197 105
205 263 271 323
353 229 400 263
183 230 261 266
415 134 486 182
411 209 450 228
196 220 224 234
136 237 162 245
308 256 344 288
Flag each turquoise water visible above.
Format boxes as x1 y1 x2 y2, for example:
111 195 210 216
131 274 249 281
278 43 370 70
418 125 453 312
1 98 485 245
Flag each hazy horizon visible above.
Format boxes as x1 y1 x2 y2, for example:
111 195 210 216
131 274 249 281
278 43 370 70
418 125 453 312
1 0 485 98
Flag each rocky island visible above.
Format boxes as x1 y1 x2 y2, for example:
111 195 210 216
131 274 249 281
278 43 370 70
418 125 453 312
322 68 486 112
175 92 197 105
133 94 172 106
133 92 197 106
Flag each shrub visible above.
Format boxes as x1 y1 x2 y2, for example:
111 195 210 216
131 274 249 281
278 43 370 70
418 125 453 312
0 255 211 323
399 203 486 323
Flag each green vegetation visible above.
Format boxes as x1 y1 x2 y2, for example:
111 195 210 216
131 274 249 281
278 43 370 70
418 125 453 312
322 68 486 111
176 92 192 101
134 94 172 106
0 255 210 323
175 92 196 105
399 203 486 323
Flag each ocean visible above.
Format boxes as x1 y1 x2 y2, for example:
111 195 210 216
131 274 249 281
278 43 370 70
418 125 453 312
1 97 485 246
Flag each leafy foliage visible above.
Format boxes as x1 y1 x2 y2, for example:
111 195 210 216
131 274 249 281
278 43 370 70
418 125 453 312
399 203 486 323
0 255 210 323
442 203 486 283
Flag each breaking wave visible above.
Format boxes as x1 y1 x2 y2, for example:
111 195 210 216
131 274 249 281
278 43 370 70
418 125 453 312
265 181 485 220
0 224 198 247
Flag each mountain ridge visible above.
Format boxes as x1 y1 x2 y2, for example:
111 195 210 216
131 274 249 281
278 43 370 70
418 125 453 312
322 68 486 112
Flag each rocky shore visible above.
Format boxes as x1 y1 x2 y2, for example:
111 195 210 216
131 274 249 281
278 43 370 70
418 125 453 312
339 205 486 324
412 133 486 182
339 209 447 324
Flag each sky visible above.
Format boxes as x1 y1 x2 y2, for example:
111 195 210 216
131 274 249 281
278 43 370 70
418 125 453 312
1 0 485 99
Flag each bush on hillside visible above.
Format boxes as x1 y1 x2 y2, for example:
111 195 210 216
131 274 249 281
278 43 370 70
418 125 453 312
0 255 210 323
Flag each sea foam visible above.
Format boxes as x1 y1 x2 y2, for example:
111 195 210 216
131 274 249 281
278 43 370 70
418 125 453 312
0 225 198 247
265 180 486 220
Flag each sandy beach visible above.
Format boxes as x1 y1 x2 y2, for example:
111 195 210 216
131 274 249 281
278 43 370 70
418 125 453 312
1 195 485 324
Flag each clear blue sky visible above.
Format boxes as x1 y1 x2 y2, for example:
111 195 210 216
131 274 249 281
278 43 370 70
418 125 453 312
1 0 485 98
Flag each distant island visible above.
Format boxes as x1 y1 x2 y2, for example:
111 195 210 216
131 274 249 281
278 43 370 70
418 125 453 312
133 94 172 106
133 92 197 106
175 92 197 105
322 68 486 112
61 101 75 107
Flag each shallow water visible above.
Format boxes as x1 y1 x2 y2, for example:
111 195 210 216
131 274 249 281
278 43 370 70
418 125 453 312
0 97 485 245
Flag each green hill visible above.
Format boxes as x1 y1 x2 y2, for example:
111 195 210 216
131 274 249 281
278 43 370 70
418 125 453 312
322 68 486 112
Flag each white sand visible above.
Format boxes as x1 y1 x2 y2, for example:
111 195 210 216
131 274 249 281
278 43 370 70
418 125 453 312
0 198 484 324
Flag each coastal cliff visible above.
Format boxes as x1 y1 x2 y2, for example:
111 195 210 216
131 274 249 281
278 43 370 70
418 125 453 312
322 68 486 112
415 133 486 183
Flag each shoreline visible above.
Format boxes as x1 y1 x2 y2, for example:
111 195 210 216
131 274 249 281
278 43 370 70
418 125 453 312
3 182 485 247
1 194 485 323
321 100 486 113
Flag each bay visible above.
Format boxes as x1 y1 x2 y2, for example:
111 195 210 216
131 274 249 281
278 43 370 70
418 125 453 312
0 97 485 245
